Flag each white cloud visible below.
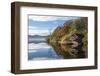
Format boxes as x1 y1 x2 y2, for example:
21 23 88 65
28 26 57 36
28 15 79 35
29 15 57 21
29 25 50 36
29 26 37 29
29 15 79 21
29 29 50 36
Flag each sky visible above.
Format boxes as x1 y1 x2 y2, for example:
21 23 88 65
28 15 79 36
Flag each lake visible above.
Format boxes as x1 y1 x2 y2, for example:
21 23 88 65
28 37 86 61
28 38 63 60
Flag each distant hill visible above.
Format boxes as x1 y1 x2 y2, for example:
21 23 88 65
28 35 49 38
28 35 49 43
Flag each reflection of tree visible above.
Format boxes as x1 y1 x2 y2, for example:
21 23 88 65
48 36 86 59
50 34 86 59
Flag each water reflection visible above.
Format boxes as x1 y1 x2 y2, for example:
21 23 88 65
28 43 63 60
28 40 86 60
50 42 86 59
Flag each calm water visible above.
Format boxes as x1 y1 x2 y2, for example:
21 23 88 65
28 37 86 61
28 42 63 60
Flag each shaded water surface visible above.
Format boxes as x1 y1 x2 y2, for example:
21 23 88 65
28 38 86 60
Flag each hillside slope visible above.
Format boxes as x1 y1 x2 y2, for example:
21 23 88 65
47 17 88 58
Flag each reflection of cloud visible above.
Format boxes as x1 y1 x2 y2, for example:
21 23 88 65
29 15 79 21
29 43 51 50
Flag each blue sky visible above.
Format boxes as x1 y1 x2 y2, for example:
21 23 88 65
28 15 79 36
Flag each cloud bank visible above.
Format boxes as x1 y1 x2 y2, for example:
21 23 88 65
28 15 79 36
29 15 79 21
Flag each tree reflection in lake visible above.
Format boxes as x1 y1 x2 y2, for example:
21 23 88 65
28 16 88 60
48 33 87 59
28 35 87 61
49 42 86 59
